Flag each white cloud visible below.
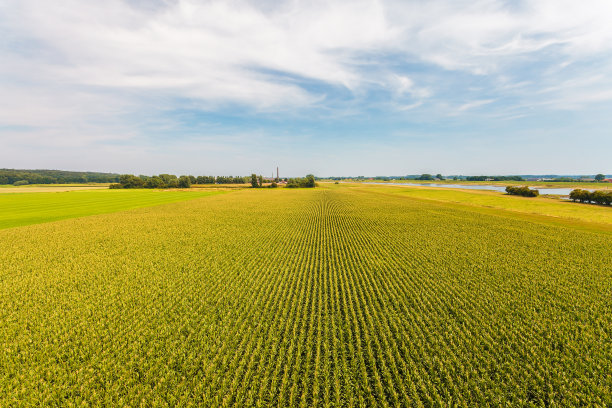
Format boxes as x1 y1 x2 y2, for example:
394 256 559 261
457 99 495 112
1 0 612 174
2 0 612 114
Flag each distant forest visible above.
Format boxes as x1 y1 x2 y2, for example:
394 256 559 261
0 169 120 185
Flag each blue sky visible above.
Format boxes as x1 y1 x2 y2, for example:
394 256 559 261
1 0 611 176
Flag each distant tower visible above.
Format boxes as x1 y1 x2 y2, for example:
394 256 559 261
277 167 279 180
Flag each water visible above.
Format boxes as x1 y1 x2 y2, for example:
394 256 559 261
362 182 590 196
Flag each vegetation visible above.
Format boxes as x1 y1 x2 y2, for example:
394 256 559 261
0 186 609 406
0 189 223 230
196 176 216 184
357 184 612 227
177 175 192 188
110 174 247 189
505 185 539 197
570 189 612 205
251 173 259 188
468 175 524 181
286 174 316 188
215 175 247 184
250 174 277 188
0 168 119 184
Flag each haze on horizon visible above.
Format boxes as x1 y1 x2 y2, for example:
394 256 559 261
1 0 611 177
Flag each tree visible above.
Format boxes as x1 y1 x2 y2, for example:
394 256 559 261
435 174 443 180
251 174 259 188
303 174 315 187
118 174 144 188
569 189 590 203
570 189 611 205
286 174 316 188
506 185 539 197
595 174 605 182
178 176 191 188
258 175 264 187
418 174 434 181
145 176 166 189
158 174 177 185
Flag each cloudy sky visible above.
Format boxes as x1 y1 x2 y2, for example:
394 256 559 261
1 0 611 176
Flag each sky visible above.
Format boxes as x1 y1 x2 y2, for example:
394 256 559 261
1 0 611 177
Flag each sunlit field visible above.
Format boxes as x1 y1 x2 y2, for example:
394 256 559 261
1 185 610 406
0 189 224 229
346 183 612 229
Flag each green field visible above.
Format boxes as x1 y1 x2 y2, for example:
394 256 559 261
0 189 225 229
1 186 610 406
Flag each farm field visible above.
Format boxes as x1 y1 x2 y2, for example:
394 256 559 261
348 179 612 190
346 184 612 230
0 189 225 229
0 186 610 406
0 185 109 193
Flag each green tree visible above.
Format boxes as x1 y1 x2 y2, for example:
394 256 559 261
595 174 605 182
251 174 259 188
303 174 315 187
145 176 166 189
158 174 177 185
178 176 191 188
119 174 144 188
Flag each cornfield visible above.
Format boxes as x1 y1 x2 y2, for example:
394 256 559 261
0 187 610 406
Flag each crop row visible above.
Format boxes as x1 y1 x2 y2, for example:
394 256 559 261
0 187 610 406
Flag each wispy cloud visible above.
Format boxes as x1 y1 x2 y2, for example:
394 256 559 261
1 0 611 174
457 99 495 112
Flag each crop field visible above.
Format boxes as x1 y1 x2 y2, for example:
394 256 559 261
352 184 612 229
0 189 224 229
0 186 610 406
353 179 612 190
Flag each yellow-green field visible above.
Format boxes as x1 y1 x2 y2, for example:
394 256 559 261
0 183 111 189
345 183 612 230
346 179 612 190
0 189 225 229
0 185 109 193
0 186 610 406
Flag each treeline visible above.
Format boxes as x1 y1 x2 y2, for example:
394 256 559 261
110 174 247 189
250 174 278 188
0 169 119 185
468 176 524 181
286 175 316 188
569 189 612 205
505 186 539 197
